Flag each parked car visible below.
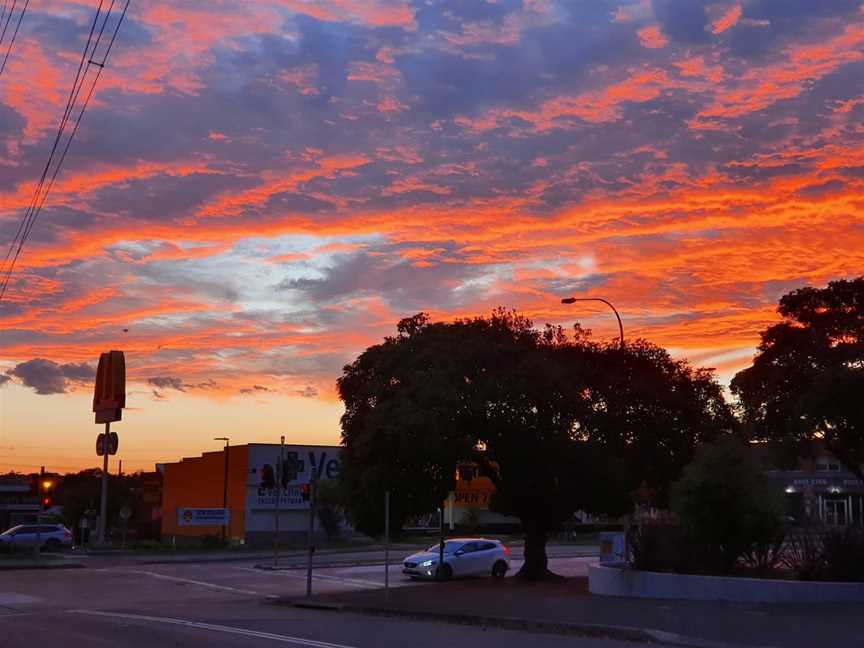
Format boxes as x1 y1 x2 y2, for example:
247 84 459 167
0 524 73 551
402 538 510 580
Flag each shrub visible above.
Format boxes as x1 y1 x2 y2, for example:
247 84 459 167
629 523 687 572
822 526 864 582
671 436 785 574
782 528 825 581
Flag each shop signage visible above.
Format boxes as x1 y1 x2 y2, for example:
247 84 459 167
178 507 230 526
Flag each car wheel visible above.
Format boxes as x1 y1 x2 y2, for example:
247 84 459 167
436 563 452 581
492 560 508 578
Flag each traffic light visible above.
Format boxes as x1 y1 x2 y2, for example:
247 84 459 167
40 474 54 511
300 483 310 502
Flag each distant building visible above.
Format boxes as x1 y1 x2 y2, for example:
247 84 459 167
0 475 39 530
161 443 341 546
761 449 864 527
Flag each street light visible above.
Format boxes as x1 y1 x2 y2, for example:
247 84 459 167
214 437 230 543
561 297 624 347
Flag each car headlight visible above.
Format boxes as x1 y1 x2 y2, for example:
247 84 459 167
421 559 434 567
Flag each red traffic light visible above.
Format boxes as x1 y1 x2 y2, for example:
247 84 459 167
42 496 52 508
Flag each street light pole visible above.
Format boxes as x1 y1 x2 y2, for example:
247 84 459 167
561 297 624 347
214 437 229 543
274 435 285 567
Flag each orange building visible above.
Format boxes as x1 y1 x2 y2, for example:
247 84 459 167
161 443 341 546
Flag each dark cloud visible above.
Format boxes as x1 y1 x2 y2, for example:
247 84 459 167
296 385 318 398
147 376 186 391
279 249 488 311
652 0 710 43
7 358 95 395
239 384 275 394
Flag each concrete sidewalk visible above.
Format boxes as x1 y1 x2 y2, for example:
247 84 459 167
288 577 864 648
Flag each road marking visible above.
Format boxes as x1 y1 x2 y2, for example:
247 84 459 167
69 610 357 648
132 570 277 599
233 566 383 589
0 593 41 605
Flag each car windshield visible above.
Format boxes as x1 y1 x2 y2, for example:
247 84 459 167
426 541 464 554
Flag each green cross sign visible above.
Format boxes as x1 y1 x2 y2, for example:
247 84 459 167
282 452 304 482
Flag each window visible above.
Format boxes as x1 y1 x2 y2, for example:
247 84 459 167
479 542 497 551
824 498 848 526
460 542 480 553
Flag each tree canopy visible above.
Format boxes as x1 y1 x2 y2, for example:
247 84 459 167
338 309 731 578
731 277 864 480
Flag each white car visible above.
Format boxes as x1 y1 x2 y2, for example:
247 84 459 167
402 538 510 580
0 524 73 551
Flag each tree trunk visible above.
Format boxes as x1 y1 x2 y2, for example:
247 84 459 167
517 520 554 579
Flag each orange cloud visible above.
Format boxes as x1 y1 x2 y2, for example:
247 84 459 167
637 25 669 48
711 4 742 34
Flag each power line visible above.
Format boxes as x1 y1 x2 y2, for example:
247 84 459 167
0 0 28 77
1 1 104 281
0 0 129 301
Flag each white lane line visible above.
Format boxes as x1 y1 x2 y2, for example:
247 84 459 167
132 570 277 599
69 610 356 648
233 567 384 589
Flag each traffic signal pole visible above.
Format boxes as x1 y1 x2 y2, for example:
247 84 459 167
97 421 110 545
35 466 44 563
305 469 316 597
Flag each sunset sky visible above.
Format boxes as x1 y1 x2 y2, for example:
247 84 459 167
1 0 863 474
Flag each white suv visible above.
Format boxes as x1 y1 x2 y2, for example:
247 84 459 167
402 538 510 580
0 524 73 551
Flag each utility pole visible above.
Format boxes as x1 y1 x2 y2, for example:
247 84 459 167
305 468 317 597
273 436 285 567
384 490 390 597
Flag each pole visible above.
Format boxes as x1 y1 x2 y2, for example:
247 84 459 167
384 490 390 597
561 297 624 347
438 507 445 580
273 436 284 567
306 469 317 597
221 440 229 543
98 422 110 545
35 466 44 563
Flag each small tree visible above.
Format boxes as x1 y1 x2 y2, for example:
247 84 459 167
315 480 344 541
671 436 785 574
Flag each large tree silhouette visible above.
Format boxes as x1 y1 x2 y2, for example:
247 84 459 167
732 277 864 481
338 310 730 578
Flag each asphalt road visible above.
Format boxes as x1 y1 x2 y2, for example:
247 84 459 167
0 554 627 647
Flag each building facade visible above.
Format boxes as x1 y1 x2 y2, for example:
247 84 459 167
161 443 341 546
767 454 864 527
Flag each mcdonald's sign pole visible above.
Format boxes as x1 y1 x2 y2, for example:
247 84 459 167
93 351 126 546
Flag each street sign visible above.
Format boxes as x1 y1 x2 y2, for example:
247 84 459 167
178 508 230 526
93 350 126 424
96 432 119 456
